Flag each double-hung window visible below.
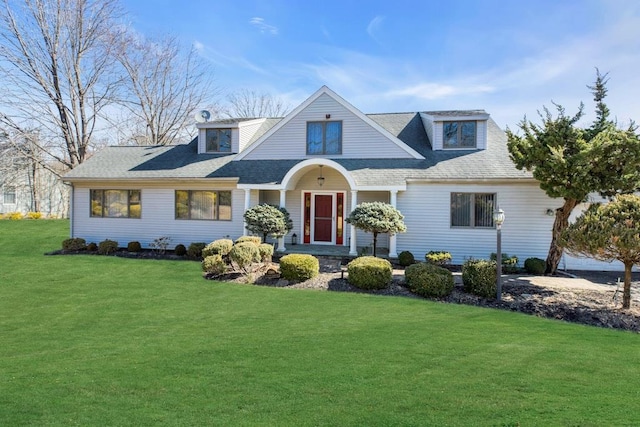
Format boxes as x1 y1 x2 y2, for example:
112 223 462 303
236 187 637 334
450 193 495 228
443 121 476 148
206 129 232 153
175 190 232 220
307 121 342 155
3 186 16 204
90 190 141 218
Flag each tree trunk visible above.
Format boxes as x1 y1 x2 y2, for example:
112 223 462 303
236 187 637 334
546 198 579 275
372 231 378 257
623 262 632 309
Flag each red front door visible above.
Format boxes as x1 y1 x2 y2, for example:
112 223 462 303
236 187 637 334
314 195 333 242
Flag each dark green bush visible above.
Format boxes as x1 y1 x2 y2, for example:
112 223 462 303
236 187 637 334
347 256 393 290
426 250 452 266
229 242 261 271
235 236 262 245
405 262 454 298
87 242 98 252
462 259 497 298
202 254 227 275
187 242 206 259
202 239 234 258
62 237 87 251
127 241 142 252
279 254 319 282
174 244 187 256
398 250 415 266
524 257 546 275
97 239 118 255
258 243 274 262
490 252 520 273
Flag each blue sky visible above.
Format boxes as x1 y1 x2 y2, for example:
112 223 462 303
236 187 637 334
126 0 640 129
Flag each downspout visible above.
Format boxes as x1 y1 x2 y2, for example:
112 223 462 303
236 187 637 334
69 183 74 237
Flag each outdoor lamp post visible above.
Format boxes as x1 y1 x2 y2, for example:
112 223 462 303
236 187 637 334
493 208 505 301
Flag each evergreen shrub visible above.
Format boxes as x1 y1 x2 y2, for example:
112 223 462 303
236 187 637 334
203 239 234 258
279 254 319 282
347 256 392 290
62 238 87 251
398 250 415 266
462 259 497 298
405 262 454 297
524 257 546 275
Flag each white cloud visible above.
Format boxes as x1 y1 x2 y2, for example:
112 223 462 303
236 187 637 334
387 82 495 100
249 17 278 35
366 15 385 42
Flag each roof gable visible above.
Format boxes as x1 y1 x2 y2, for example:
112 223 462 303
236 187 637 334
234 86 424 160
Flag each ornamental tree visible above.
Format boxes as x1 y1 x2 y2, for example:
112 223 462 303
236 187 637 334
559 194 640 309
243 204 293 243
507 70 640 275
346 202 406 257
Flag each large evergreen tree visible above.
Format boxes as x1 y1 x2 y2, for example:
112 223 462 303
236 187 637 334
507 71 640 274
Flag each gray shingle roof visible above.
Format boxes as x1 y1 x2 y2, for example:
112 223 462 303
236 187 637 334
64 113 532 185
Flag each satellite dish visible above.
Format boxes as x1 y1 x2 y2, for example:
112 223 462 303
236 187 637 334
194 110 211 123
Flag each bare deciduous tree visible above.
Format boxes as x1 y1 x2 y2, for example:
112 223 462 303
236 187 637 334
223 88 290 118
112 33 217 146
0 0 122 169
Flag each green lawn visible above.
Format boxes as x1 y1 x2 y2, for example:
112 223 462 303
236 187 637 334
1 220 639 426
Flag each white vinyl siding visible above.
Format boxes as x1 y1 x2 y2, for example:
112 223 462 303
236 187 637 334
243 93 413 160
239 119 267 152
72 185 245 248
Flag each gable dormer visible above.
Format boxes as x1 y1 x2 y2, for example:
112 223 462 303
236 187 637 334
196 118 268 154
420 111 490 151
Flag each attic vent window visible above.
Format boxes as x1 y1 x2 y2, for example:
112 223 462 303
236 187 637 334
443 121 476 149
307 121 342 155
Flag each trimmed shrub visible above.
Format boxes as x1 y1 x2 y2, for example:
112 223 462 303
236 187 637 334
490 252 520 273
27 211 42 219
398 250 415 266
174 244 187 256
524 257 546 275
462 259 497 298
98 239 118 255
87 242 98 252
187 242 206 259
405 262 455 298
347 256 393 290
8 212 23 220
426 250 452 266
127 241 142 252
202 254 227 275
235 235 262 245
258 243 274 262
229 242 261 272
202 239 234 258
279 254 319 282
62 237 87 251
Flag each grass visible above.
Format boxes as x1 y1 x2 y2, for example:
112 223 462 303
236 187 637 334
1 220 640 426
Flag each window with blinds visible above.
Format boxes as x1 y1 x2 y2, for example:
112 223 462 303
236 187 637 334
450 193 495 228
175 190 232 220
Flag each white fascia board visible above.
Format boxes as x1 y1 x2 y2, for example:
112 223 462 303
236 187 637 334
421 112 490 122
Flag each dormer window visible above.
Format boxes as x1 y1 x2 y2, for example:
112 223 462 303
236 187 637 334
443 121 476 149
206 129 232 153
307 121 342 155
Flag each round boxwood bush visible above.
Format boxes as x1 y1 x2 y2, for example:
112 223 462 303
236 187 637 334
524 257 546 275
235 236 262 245
62 237 87 251
174 244 187 256
127 241 142 252
462 259 497 298
187 242 206 259
87 242 98 252
98 239 118 255
398 250 415 266
202 254 227 275
258 243 274 262
426 250 452 266
229 242 261 271
405 262 454 297
347 256 393 290
279 254 319 282
202 239 234 258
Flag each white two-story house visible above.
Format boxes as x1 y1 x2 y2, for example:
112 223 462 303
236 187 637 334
64 86 614 270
